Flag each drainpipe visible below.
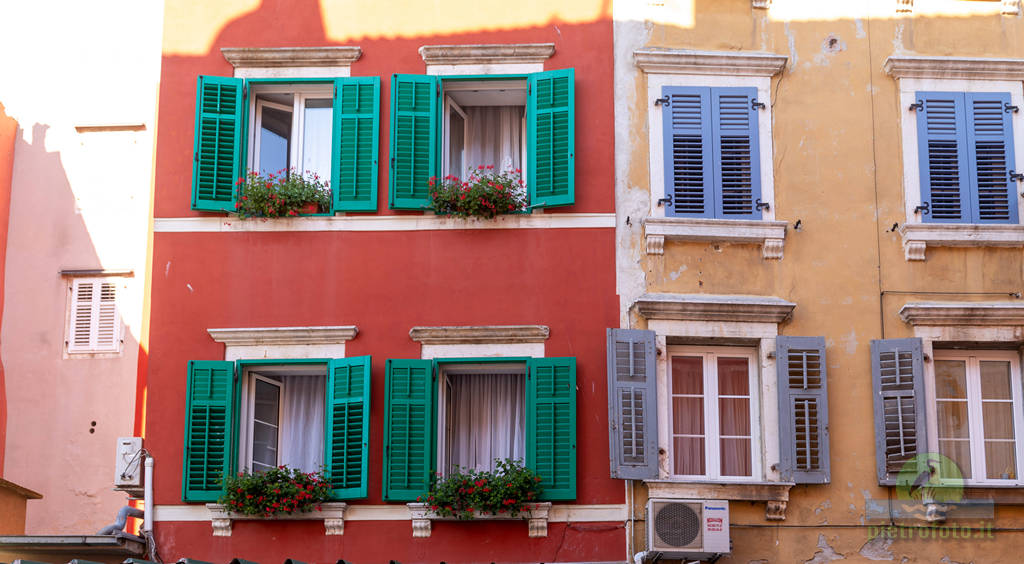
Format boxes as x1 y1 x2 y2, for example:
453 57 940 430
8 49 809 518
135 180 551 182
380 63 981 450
143 456 154 534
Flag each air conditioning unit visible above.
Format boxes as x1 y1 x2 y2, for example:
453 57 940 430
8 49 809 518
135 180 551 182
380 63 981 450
647 499 730 560
114 437 145 496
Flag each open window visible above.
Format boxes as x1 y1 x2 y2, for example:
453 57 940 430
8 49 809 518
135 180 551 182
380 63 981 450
249 84 334 185
441 80 527 182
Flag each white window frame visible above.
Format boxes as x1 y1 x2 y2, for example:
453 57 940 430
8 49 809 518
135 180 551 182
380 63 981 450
65 277 123 355
439 79 529 182
246 84 334 182
667 346 762 482
244 374 284 472
929 349 1024 486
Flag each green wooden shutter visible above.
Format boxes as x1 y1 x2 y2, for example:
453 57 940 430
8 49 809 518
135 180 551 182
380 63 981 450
388 74 439 210
332 77 380 212
526 357 576 500
383 358 434 501
325 356 371 499
527 68 575 208
182 360 235 502
192 75 244 212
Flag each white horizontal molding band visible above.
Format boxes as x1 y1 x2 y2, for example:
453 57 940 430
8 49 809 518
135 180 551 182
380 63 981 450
419 43 555 66
884 55 1024 80
634 48 787 76
153 503 627 522
154 213 616 233
208 326 358 346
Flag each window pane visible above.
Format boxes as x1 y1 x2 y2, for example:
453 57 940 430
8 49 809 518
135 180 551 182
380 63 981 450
302 99 333 187
985 441 1017 480
717 357 749 396
259 105 292 177
254 379 280 425
449 108 465 179
720 438 752 477
672 397 704 435
935 360 967 399
980 361 1012 400
936 400 970 439
983 402 1015 440
252 379 280 471
446 372 525 473
719 398 750 436
939 439 972 480
673 436 704 475
671 357 703 395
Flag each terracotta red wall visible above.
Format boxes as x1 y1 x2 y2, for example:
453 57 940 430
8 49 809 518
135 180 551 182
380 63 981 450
0 104 16 477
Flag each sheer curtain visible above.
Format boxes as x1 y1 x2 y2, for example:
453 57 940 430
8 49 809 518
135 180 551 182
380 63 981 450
448 373 525 472
280 375 325 473
464 106 523 173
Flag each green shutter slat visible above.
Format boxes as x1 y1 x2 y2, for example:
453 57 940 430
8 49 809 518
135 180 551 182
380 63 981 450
183 360 235 502
526 357 576 500
388 74 438 210
333 78 380 212
383 359 434 501
192 75 244 212
325 356 371 499
527 68 575 208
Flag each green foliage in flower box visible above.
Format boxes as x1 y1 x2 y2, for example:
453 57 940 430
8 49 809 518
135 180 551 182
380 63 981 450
219 466 332 516
234 169 331 218
428 166 528 219
420 458 543 520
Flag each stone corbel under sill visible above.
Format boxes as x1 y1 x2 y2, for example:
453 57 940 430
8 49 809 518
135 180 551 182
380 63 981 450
899 223 1024 261
644 481 794 521
407 502 552 538
206 502 347 536
643 218 788 260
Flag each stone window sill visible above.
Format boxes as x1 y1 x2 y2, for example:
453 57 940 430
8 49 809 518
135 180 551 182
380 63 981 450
206 502 347 536
643 217 788 260
899 222 1024 260
644 480 794 521
407 502 552 538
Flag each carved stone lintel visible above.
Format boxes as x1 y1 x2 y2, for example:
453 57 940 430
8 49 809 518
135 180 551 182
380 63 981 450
419 44 555 66
904 240 927 261
762 238 785 260
752 0 771 8
646 234 665 255
896 0 913 13
206 503 347 537
211 516 232 537
1003 0 1021 16
765 500 788 521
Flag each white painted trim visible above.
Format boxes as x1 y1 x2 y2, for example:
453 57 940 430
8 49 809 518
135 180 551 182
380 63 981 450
419 43 555 66
153 503 626 522
900 301 1024 326
899 223 1024 260
896 77 1024 230
885 55 1024 81
643 217 788 259
410 325 549 345
634 293 796 323
235 66 352 79
633 49 787 77
421 342 543 359
154 213 615 232
208 326 358 346
222 47 360 79
428 63 542 76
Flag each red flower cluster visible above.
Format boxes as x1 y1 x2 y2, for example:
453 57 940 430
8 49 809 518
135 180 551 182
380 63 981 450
427 168 527 219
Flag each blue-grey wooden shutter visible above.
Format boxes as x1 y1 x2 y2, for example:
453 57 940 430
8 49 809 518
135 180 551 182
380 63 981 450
607 329 658 480
332 77 380 212
870 338 926 486
965 92 1018 224
382 358 434 501
527 68 575 208
182 360 236 502
192 76 245 212
661 86 713 217
527 357 577 500
776 336 830 484
916 92 970 223
388 74 439 210
325 356 370 499
711 87 762 219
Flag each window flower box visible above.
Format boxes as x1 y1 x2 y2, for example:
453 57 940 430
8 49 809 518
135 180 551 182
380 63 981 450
406 501 551 538
205 502 347 536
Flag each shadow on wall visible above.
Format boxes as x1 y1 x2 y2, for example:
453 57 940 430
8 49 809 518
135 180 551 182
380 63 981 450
0 102 17 481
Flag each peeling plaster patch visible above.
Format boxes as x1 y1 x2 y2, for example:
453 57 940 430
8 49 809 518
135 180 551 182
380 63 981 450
804 534 844 564
164 261 171 277
839 330 858 355
858 536 894 561
186 283 194 293
855 19 866 38
749 561 769 564
785 23 798 70
668 264 688 280
848 503 857 512
939 557 974 564
892 22 905 54
815 499 833 515
823 34 844 53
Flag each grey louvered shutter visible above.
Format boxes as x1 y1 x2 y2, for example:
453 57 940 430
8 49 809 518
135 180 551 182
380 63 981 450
661 86 713 217
965 92 1018 224
915 92 970 222
607 329 658 479
711 87 762 219
870 338 926 486
777 336 830 484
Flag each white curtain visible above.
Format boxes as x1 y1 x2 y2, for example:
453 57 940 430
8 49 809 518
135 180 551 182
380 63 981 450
448 373 525 472
281 375 325 473
464 106 523 173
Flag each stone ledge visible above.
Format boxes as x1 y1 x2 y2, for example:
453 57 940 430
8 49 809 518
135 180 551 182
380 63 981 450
206 503 347 536
645 481 794 521
419 43 555 66
407 502 551 538
899 302 1024 326
899 223 1024 261
884 55 1024 80
409 325 549 345
633 293 796 323
221 46 362 69
643 217 788 260
208 326 358 346
634 48 787 76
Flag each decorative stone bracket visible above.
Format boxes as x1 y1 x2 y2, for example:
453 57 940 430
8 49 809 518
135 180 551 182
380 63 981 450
898 223 1024 261
643 217 788 260
206 503 347 536
407 502 552 538
645 481 794 521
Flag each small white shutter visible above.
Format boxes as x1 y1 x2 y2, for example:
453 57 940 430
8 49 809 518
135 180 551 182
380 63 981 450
68 279 120 353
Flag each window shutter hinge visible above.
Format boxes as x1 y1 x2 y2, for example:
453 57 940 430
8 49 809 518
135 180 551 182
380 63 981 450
1005 103 1019 114
654 96 670 107
751 99 766 111
657 196 673 207
755 198 771 211
1009 170 1024 182
242 83 247 98
914 202 930 215
909 100 924 112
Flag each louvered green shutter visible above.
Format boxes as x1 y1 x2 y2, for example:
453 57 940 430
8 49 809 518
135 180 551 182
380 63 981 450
870 338 927 486
607 329 658 480
527 357 576 500
662 86 713 217
382 359 434 501
776 336 830 484
388 74 439 210
527 69 575 208
711 87 762 219
183 360 235 502
965 92 1018 224
192 76 244 212
332 77 380 212
916 92 971 223
325 356 371 499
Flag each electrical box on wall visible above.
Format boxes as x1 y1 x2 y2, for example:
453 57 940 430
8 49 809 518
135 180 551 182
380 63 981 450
114 436 144 495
